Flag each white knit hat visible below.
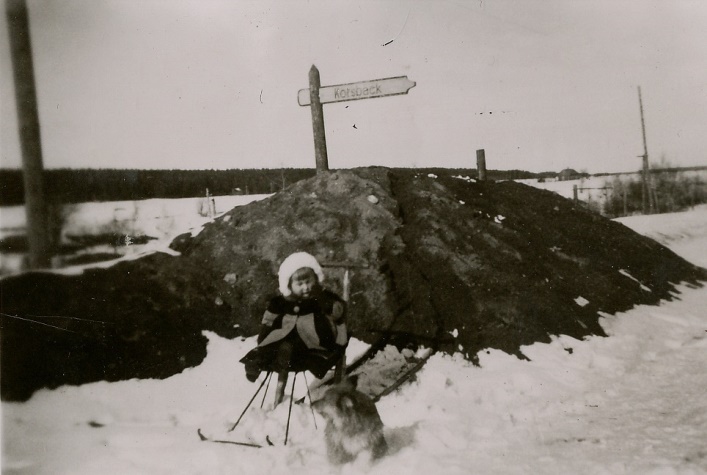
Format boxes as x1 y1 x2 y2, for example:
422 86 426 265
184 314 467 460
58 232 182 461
278 252 325 297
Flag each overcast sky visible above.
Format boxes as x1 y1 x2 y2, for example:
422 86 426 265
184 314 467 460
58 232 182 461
2 0 706 173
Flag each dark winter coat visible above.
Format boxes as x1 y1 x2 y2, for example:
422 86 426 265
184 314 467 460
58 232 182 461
257 289 347 350
240 288 348 378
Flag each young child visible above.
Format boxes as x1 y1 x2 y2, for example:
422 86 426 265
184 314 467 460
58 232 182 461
240 252 348 388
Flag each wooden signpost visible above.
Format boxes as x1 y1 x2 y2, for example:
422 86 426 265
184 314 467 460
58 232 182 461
298 75 416 107
299 65 416 173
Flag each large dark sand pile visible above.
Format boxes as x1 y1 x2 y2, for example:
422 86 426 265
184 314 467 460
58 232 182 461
2 168 705 400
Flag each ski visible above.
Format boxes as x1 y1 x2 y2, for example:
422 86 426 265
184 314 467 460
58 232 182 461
371 347 436 402
197 428 269 448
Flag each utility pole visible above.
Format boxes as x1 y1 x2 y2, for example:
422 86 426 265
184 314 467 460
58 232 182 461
6 0 51 268
638 86 654 215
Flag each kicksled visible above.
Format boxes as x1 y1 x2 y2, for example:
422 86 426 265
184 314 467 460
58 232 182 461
197 345 436 448
199 264 361 448
197 263 437 448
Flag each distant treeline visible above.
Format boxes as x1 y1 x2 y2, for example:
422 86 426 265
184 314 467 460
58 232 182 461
0 167 551 206
0 168 316 206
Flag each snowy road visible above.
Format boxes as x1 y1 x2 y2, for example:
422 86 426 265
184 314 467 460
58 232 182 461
515 289 706 474
372 282 707 475
545 296 707 473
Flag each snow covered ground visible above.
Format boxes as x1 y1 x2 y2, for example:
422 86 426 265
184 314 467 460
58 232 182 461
0 194 271 275
2 206 707 474
516 175 616 203
0 195 272 242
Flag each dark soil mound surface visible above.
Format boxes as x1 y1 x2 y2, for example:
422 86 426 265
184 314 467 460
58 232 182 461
2 167 705 401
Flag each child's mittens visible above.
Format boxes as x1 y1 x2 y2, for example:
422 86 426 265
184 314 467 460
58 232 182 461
245 363 260 382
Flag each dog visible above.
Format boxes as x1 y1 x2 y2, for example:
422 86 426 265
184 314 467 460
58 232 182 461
311 375 388 464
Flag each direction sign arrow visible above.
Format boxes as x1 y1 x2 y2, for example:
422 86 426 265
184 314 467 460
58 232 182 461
298 76 416 106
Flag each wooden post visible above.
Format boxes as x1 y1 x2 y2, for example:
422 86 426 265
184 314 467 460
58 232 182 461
476 149 487 181
320 260 368 383
6 0 51 269
573 184 578 203
309 65 329 173
333 268 351 383
207 188 216 217
205 188 213 217
652 185 659 214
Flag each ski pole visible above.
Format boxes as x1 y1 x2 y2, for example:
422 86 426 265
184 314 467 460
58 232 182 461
260 371 274 409
284 372 297 445
229 372 271 432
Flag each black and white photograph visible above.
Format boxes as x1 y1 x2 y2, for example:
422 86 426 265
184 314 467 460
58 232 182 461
2 1 706 473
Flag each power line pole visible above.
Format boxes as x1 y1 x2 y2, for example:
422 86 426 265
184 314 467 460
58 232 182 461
637 86 654 215
5 0 51 268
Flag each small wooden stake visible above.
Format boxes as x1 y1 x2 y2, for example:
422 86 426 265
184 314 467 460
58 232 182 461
476 149 487 181
333 268 350 383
